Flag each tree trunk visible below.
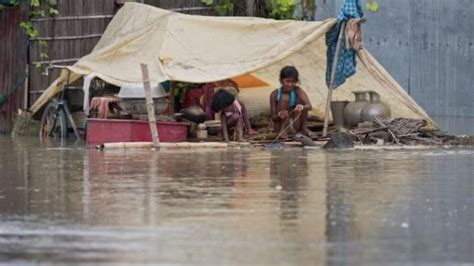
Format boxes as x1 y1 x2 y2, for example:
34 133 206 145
233 0 247 16
246 0 256 16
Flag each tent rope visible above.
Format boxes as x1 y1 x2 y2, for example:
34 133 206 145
251 111 302 145
270 111 302 144
0 72 28 107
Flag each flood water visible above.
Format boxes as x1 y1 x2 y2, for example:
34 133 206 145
0 136 473 265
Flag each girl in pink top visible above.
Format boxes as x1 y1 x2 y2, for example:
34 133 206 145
212 90 255 142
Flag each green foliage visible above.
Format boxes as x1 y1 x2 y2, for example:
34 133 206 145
266 0 296 20
16 0 61 74
19 21 39 38
49 7 59 16
366 1 379 12
18 0 59 38
201 0 233 16
201 0 319 20
31 9 46 17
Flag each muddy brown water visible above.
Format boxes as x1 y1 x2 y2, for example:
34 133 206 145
0 136 473 265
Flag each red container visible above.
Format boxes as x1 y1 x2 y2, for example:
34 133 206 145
86 118 189 147
132 120 189 143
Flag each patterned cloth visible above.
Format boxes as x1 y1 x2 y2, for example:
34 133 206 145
337 0 364 21
326 0 364 88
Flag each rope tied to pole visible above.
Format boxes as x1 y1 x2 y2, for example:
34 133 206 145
0 72 28 107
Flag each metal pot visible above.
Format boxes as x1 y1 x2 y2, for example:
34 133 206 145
331 101 349 127
180 106 207 124
344 91 369 127
361 91 391 122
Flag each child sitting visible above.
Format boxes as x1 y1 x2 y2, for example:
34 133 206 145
270 66 313 139
212 90 255 142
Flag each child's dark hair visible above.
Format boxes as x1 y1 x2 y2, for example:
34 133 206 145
212 89 235 113
280 66 299 81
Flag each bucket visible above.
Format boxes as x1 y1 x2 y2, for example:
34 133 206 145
331 101 349 127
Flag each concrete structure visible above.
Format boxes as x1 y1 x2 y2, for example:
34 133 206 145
316 0 474 134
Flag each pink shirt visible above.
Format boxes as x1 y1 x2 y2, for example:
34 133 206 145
225 100 242 118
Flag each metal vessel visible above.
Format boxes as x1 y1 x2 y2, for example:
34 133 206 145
361 91 391 122
344 91 369 127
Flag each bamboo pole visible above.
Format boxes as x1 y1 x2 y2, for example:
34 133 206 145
323 22 346 138
23 66 29 110
97 142 252 150
31 15 114 22
140 64 160 149
169 7 213 12
31 34 102 41
31 58 80 65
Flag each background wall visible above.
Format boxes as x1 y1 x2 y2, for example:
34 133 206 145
316 0 474 135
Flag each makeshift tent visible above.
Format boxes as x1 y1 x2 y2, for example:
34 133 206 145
30 2 434 126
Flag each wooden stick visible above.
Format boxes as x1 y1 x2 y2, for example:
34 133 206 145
387 128 401 144
23 66 29 110
140 64 160 149
31 58 80 65
169 6 213 12
31 34 102 41
31 15 114 22
97 142 249 150
63 102 81 141
373 115 400 145
351 126 388 135
323 22 346 137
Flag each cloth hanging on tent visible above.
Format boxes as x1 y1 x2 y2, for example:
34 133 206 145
326 0 364 89
82 74 96 115
345 18 364 50
337 0 364 21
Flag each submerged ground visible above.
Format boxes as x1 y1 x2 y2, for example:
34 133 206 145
0 136 473 265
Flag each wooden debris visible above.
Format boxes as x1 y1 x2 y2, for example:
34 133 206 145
349 117 472 146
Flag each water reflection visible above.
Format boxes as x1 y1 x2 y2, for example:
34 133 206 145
0 137 473 265
269 150 307 225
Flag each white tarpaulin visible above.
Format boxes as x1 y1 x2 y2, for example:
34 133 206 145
30 2 434 126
